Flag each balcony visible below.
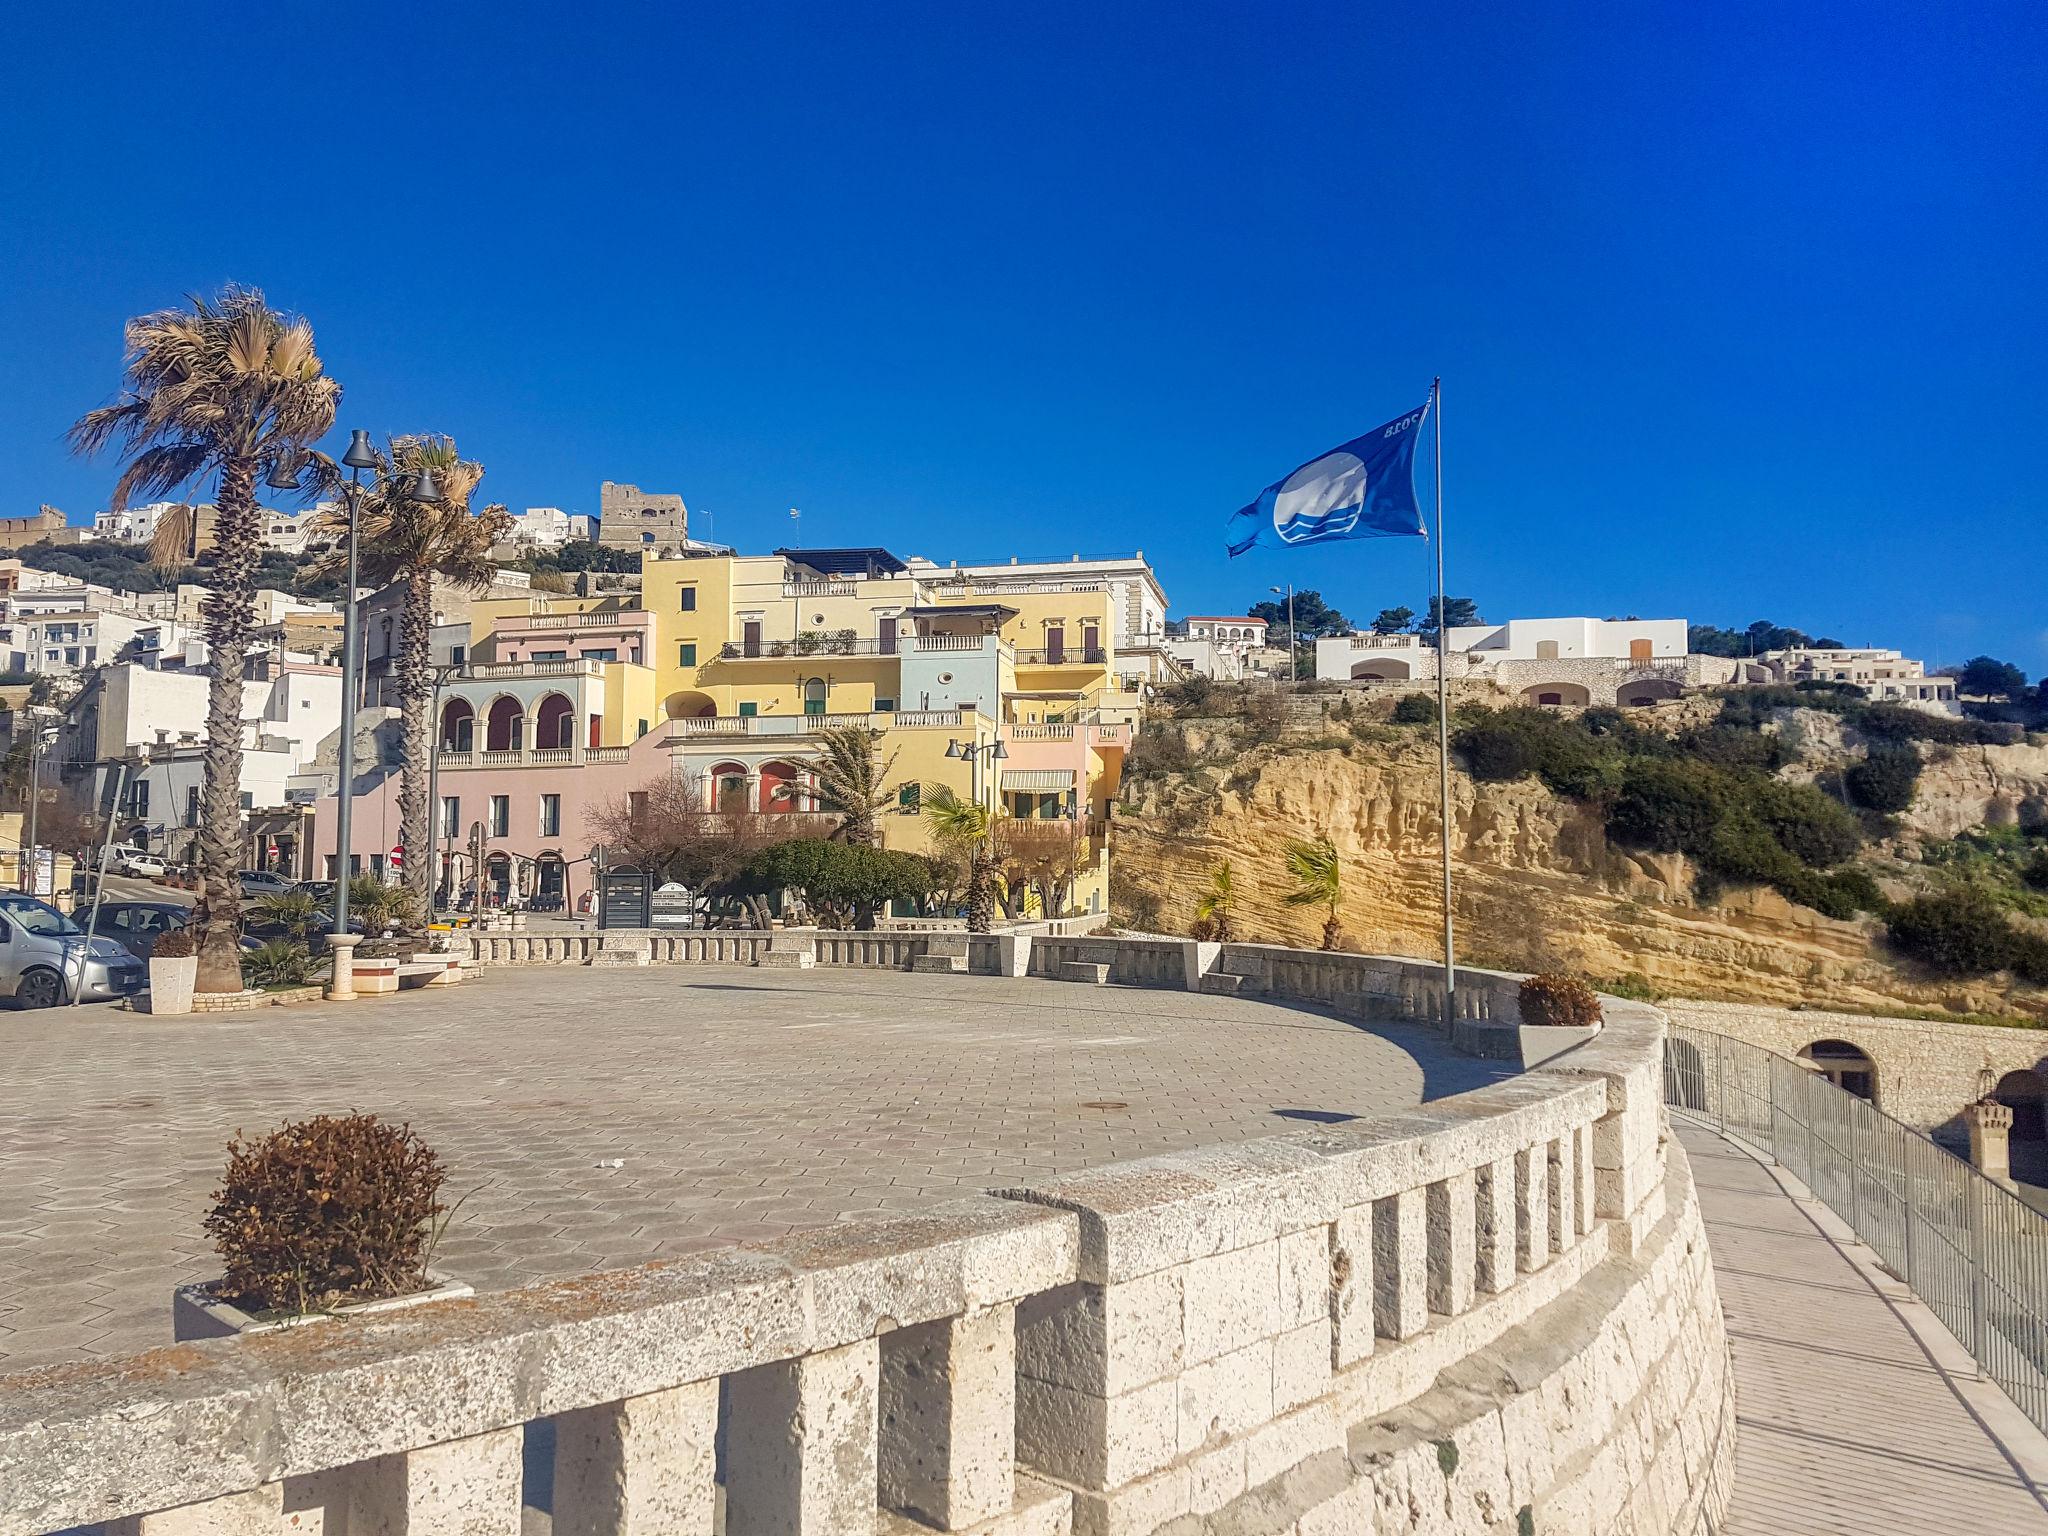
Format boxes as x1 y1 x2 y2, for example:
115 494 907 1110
911 633 1001 652
663 707 974 740
1347 634 1421 650
463 658 607 679
782 579 858 597
1014 647 1107 667
433 744 631 770
718 637 898 660
518 611 644 631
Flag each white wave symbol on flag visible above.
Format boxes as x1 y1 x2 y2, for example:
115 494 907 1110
1271 451 1368 543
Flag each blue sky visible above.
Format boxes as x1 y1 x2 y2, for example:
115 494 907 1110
3 2 2042 668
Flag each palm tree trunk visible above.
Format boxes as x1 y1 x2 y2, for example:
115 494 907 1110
966 845 993 934
1321 910 1342 951
394 569 435 923
192 458 258 993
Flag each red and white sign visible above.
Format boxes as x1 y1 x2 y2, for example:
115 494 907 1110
389 844 405 870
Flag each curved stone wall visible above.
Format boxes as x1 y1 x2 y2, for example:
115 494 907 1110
0 947 1733 1536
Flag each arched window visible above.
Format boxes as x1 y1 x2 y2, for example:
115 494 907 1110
534 693 574 750
709 761 749 814
1800 1040 1877 1102
485 696 525 753
440 698 475 752
803 677 827 716
760 760 802 812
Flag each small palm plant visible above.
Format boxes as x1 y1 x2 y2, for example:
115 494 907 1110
252 889 320 942
348 875 420 937
778 725 898 846
1282 835 1344 951
922 784 996 933
1193 859 1237 943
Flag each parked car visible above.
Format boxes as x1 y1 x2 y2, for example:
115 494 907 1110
0 896 147 1007
92 901 197 961
108 850 167 879
238 870 296 897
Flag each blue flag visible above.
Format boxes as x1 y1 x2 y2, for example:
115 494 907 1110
1225 402 1431 557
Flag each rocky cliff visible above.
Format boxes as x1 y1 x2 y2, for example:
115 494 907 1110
1112 717 2048 1019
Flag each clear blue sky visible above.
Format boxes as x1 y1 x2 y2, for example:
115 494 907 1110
3 2 2042 668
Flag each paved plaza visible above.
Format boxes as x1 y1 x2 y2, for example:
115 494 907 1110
0 967 1504 1372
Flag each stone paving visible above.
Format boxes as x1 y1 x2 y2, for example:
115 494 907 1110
1682 1125 2048 1532
0 967 1504 1372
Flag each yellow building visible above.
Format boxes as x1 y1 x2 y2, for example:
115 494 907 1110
462 544 1142 915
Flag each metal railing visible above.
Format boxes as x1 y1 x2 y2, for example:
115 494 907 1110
1665 1025 2048 1434
1015 647 1107 666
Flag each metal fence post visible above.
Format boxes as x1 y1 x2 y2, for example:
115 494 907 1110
1715 1033 1727 1133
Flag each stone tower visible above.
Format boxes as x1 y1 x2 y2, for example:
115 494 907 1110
597 481 688 554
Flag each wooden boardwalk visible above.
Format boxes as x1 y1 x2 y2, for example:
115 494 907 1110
1680 1125 2048 1533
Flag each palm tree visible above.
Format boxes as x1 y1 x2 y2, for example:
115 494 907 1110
347 873 420 937
777 725 897 845
69 287 339 992
922 784 996 933
313 437 509 919
1193 859 1236 942
252 889 320 942
1282 835 1344 951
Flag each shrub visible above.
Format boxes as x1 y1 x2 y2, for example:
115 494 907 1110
1844 742 1920 813
1749 780 1861 867
1454 707 1619 797
1607 759 1731 854
1885 889 2018 976
1125 723 1193 780
2026 850 2048 893
204 1114 447 1312
243 939 314 987
1518 972 1604 1028
1390 694 1438 726
150 926 195 958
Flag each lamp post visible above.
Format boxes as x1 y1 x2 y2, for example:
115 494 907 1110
1269 584 1296 680
943 735 1008 812
19 714 53 893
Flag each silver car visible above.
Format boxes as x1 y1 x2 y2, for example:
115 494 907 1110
0 896 148 1007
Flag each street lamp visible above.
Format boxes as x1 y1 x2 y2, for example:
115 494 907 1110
1269 585 1296 681
18 714 55 894
943 736 1007 811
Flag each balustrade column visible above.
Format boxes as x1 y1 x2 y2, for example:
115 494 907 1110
879 1305 1016 1529
1515 1144 1550 1272
1548 1136 1576 1253
1372 1187 1428 1340
1475 1155 1517 1293
347 1427 524 1534
554 1380 718 1536
727 1337 880 1535
1426 1170 1477 1316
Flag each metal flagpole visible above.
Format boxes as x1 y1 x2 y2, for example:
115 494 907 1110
1430 377 1456 1031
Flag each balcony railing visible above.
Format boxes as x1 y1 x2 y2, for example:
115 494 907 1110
782 580 858 597
1014 647 1107 667
911 633 997 652
463 659 605 679
718 637 897 660
664 707 971 740
1347 634 1420 649
432 745 631 770
517 612 644 631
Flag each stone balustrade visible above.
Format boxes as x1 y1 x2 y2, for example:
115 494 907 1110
0 945 1729 1536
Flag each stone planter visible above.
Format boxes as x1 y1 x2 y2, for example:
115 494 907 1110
171 1269 471 1342
146 953 197 1015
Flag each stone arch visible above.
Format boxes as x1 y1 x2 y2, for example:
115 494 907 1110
1992 1069 2048 1141
1524 682 1592 708
484 695 525 753
1799 1039 1877 1103
1616 678 1683 707
1351 659 1413 681
440 697 475 752
664 689 717 720
533 692 575 750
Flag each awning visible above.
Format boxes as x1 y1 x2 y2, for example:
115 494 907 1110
1001 768 1077 791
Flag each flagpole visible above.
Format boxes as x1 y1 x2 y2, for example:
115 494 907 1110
1430 376 1456 1032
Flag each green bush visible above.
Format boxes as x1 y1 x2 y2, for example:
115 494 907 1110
1885 889 2019 976
2025 850 2048 893
1844 742 1920 813
243 940 314 987
1390 694 1438 726
1749 779 1861 867
1606 759 1731 854
1453 707 1621 799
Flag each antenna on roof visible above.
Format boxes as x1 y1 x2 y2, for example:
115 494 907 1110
789 508 801 548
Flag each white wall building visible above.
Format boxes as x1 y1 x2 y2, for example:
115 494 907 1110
0 609 161 674
1760 647 1959 712
1315 615 1745 707
909 552 1173 692
92 501 180 544
503 507 592 548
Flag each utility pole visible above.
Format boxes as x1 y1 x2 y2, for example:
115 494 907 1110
1269 585 1296 680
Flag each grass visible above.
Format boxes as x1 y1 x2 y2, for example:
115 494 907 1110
1918 824 2048 919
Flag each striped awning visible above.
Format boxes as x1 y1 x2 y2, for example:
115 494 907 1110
1001 768 1077 791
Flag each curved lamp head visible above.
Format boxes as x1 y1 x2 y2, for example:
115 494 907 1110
989 740 1008 760
264 457 302 491
340 429 379 471
409 468 443 504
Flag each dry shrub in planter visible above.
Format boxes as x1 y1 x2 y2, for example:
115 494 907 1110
204 1113 447 1312
1518 972 1604 1029
151 926 196 958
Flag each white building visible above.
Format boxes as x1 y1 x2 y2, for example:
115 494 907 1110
1315 615 1746 707
1165 615 1272 680
0 609 163 675
503 507 593 548
908 552 1174 691
263 506 334 556
92 501 181 544
1760 647 1958 712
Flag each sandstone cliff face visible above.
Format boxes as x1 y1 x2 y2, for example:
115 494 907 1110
1114 723 2048 1018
